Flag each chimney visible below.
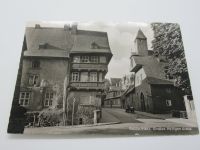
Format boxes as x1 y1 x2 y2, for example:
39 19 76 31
71 23 77 34
35 24 41 29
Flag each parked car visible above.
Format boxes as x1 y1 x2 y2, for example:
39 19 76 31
125 106 135 113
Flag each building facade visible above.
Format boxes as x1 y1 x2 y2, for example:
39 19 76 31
17 24 112 125
126 29 185 113
104 78 123 108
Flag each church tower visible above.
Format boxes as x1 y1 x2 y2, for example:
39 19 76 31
134 29 148 56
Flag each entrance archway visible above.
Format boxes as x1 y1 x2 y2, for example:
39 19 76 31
140 93 146 112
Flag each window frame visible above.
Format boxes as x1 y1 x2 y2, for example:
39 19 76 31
44 92 54 107
99 56 107 63
90 56 98 63
19 92 31 106
73 56 80 63
72 72 79 82
80 56 89 63
166 99 172 107
32 60 40 69
89 72 97 82
28 74 39 86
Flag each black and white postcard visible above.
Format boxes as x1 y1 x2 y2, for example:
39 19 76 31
7 21 199 136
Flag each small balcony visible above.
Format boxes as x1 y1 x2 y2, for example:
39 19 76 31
71 63 108 72
70 82 105 90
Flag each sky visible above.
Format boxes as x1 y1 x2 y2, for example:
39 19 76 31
27 21 154 79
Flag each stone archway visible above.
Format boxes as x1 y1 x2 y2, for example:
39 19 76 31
140 93 146 112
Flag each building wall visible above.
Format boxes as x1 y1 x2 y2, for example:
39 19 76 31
135 68 147 87
151 85 185 113
20 57 69 111
126 79 185 113
104 97 121 108
69 91 102 107
125 79 152 112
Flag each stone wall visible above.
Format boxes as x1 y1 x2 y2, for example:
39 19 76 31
76 105 96 125
20 57 69 111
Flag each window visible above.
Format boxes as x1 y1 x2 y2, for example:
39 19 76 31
28 75 39 86
32 60 40 69
72 72 79 82
80 72 88 82
166 100 172 107
44 92 54 106
99 72 103 82
80 56 89 63
79 118 83 125
73 56 80 63
90 56 98 63
91 42 100 49
90 72 97 82
99 56 106 63
19 92 30 106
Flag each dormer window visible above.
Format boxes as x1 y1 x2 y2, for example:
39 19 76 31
91 42 100 49
39 43 48 49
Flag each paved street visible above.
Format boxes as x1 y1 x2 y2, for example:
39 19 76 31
24 108 199 136
100 108 153 123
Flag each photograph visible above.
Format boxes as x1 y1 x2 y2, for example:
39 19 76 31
7 21 199 136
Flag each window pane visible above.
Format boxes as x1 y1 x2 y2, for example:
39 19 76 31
99 56 106 63
32 60 40 68
24 99 29 105
72 72 79 81
99 72 103 82
45 93 49 98
25 93 30 98
45 100 49 106
33 75 39 85
19 99 24 105
50 93 53 98
90 72 97 82
21 92 25 98
91 56 98 63
73 56 80 63
29 76 33 85
49 100 52 106
81 56 89 63
80 72 88 82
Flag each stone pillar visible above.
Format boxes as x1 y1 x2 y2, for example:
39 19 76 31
93 110 97 124
184 95 196 120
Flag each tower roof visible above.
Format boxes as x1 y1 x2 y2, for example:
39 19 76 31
135 29 146 39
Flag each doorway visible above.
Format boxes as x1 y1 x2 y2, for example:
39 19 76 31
140 93 146 112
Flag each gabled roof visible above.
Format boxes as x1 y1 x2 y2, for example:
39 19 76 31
25 27 73 51
132 55 167 80
25 26 112 55
110 78 121 86
136 29 147 39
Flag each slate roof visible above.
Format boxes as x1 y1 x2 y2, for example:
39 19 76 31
132 55 168 80
25 26 112 59
25 27 73 51
110 78 121 86
135 29 147 39
70 30 111 54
